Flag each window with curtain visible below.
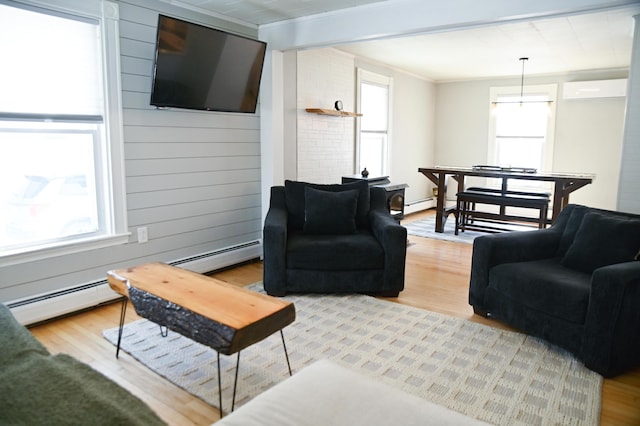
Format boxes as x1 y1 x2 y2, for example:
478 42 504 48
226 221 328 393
357 70 391 177
0 0 126 264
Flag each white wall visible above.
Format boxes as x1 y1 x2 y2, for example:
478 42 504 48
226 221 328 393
293 49 437 203
260 0 640 216
435 71 627 210
618 14 640 214
296 49 356 183
387 70 436 204
2 0 263 306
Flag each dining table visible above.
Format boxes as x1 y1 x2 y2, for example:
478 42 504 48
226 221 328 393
418 166 595 233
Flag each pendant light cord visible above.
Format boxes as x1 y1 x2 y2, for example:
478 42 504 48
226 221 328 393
519 57 528 101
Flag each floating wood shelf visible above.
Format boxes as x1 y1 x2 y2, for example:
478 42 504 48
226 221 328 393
305 108 362 117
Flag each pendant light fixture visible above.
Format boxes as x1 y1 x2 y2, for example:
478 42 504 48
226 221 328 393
491 57 553 107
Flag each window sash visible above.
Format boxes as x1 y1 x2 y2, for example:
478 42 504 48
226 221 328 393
0 1 104 116
357 69 392 176
0 0 128 266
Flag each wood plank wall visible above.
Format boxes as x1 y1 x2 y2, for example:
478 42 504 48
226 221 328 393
1 0 263 304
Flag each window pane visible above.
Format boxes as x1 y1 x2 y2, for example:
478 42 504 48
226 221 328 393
360 132 386 177
496 137 544 170
361 83 388 131
0 4 103 115
0 122 100 247
495 101 549 137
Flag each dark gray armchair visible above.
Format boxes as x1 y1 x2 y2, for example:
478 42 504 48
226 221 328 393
469 204 640 377
263 180 407 297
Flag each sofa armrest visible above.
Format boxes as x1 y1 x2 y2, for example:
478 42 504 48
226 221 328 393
469 229 561 312
582 261 640 377
369 188 407 295
263 186 289 296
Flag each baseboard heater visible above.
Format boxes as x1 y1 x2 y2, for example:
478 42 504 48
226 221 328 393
8 240 262 326
404 198 436 215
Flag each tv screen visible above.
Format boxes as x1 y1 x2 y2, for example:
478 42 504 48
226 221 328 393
150 15 267 113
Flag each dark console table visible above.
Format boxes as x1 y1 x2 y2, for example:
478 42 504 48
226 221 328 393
342 175 408 220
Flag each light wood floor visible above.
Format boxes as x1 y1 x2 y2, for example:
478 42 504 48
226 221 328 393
29 210 640 425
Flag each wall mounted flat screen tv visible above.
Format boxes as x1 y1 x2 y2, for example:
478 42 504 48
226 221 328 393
150 15 267 113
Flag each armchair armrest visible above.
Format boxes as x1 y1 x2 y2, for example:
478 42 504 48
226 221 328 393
469 229 561 312
369 188 407 294
582 261 640 377
263 186 288 296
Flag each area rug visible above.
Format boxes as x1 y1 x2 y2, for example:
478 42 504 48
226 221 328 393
103 285 602 425
404 215 532 244
404 215 477 244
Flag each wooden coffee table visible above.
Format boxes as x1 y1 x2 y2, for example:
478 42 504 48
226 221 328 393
107 262 295 415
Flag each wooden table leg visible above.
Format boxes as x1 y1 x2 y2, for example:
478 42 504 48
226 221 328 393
435 172 447 232
552 181 565 223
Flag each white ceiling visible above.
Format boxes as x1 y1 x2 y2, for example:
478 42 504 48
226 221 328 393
171 0 639 82
172 0 387 25
336 7 638 81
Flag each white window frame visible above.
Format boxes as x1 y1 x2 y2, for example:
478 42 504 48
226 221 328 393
0 0 128 267
487 83 558 190
356 69 393 177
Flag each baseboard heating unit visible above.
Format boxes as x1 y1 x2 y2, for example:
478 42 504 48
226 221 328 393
8 240 262 326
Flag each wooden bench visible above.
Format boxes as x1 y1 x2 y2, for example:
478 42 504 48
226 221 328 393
455 189 550 235
465 187 551 198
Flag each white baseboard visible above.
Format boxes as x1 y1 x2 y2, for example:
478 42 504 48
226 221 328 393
9 240 262 326
404 199 436 215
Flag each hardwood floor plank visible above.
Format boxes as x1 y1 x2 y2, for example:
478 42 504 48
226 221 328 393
27 210 640 425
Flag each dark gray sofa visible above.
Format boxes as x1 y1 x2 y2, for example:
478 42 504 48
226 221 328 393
469 204 640 377
263 180 407 297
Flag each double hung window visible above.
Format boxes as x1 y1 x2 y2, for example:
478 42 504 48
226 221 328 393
488 84 557 189
357 70 392 177
0 0 126 265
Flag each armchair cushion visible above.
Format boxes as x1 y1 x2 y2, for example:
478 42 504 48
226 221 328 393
287 230 384 270
561 212 640 273
285 180 370 229
303 187 358 235
488 258 591 324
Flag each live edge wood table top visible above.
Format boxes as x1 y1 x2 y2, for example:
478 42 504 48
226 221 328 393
107 262 296 355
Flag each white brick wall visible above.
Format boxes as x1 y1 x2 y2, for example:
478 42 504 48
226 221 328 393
297 49 356 183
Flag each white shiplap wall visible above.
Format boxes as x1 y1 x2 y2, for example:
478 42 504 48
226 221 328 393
1 0 263 311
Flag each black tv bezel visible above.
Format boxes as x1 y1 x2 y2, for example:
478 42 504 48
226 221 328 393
149 14 267 114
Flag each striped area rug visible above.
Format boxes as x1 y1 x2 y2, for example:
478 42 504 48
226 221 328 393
103 285 602 425
404 215 478 244
404 215 533 244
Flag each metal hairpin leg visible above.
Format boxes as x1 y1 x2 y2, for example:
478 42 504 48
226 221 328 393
159 325 168 337
115 297 127 359
217 353 223 418
217 329 293 417
231 352 241 412
281 330 292 376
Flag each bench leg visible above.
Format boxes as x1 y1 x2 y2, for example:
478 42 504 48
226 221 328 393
538 205 548 228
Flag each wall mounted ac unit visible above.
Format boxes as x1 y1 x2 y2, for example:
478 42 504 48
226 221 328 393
562 79 627 99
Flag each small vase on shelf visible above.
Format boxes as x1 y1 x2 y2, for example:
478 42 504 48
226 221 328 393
361 168 369 178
